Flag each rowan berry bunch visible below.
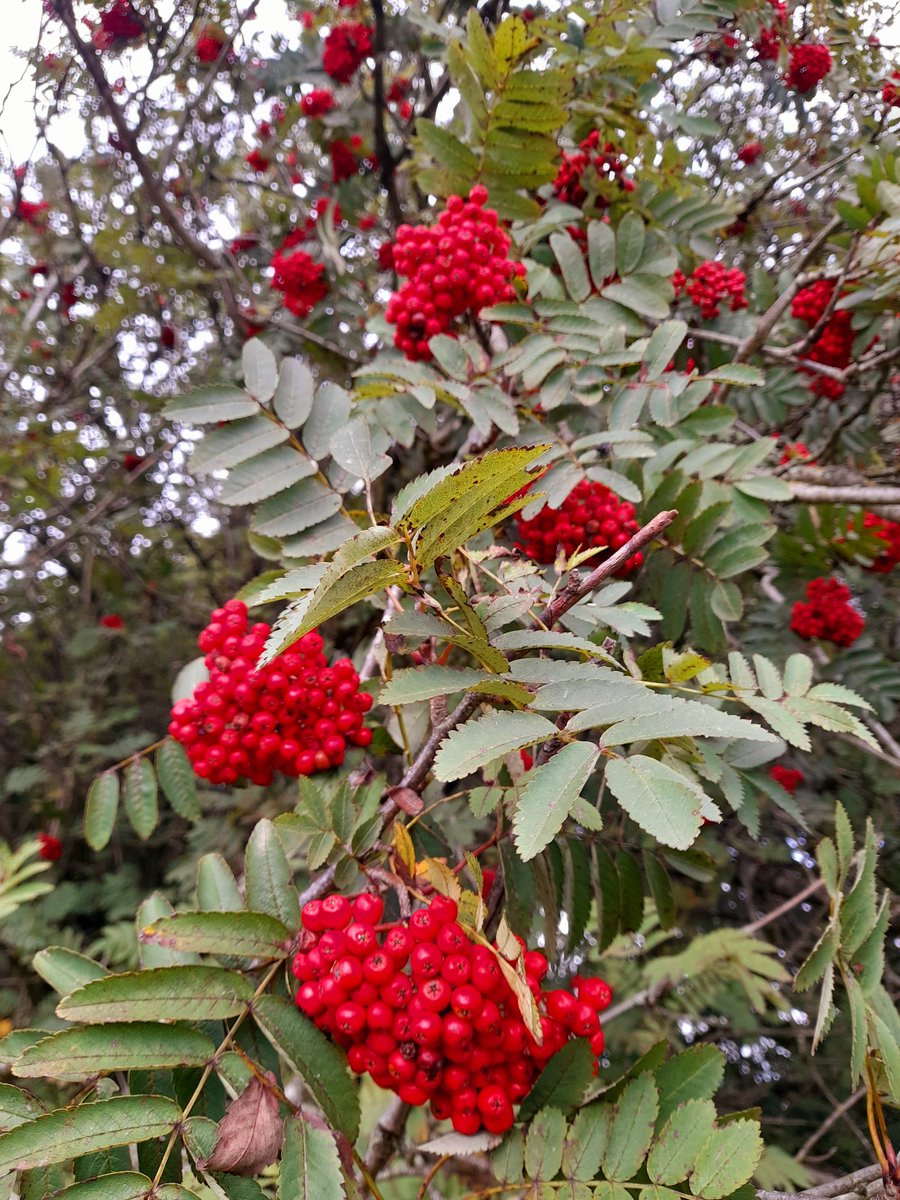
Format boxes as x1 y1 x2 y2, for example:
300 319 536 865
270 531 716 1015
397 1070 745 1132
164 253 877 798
884 72 900 107
753 0 786 61
769 764 804 794
859 512 900 574
92 0 145 50
514 480 644 575
553 132 634 208
672 261 749 320
790 577 864 647
195 26 228 64
292 892 611 1135
785 43 832 93
779 441 812 465
385 186 526 362
168 600 372 786
737 141 763 165
271 233 328 318
791 280 852 399
322 22 372 83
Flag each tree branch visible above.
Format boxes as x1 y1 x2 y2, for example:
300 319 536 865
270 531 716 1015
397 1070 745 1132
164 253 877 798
535 510 679 630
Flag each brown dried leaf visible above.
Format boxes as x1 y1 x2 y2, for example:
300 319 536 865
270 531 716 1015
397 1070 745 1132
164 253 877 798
388 787 424 816
203 1075 284 1176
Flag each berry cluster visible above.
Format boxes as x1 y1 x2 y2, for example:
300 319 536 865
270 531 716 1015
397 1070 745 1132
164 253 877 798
883 72 900 107
673 261 749 320
753 0 786 61
859 512 900 574
168 601 372 786
15 198 50 229
553 132 634 208
38 833 63 862
301 88 336 118
271 232 328 318
785 43 832 93
779 441 812 465
514 480 644 575
791 280 852 399
385 186 525 362
292 892 611 1134
790 577 864 647
331 137 365 183
93 0 144 50
737 141 763 165
322 22 372 83
769 764 804 794
195 26 228 64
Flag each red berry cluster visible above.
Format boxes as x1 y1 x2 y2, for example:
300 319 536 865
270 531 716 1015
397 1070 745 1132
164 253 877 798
514 480 644 575
292 892 611 1135
785 43 832 93
92 0 144 50
385 186 525 362
553 132 634 208
38 833 63 862
753 0 786 61
860 512 900 574
168 600 372 786
15 198 50 228
737 141 763 165
271 232 328 318
790 577 864 647
331 137 364 183
791 280 852 399
779 441 812 465
673 261 749 320
769 764 804 794
195 26 228 63
301 88 336 118
883 72 900 107
322 22 372 83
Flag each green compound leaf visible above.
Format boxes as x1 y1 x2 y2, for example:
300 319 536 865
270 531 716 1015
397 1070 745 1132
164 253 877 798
0 1095 181 1173
13 1023 215 1080
155 739 200 821
122 758 158 841
605 756 703 850
518 1039 595 1122
603 1073 659 1181
433 711 559 782
140 911 292 959
32 947 108 996
50 1173 156 1200
84 772 119 852
689 1120 764 1199
254 995 359 1142
57 966 255 1024
279 1116 346 1200
647 1099 717 1185
513 741 600 861
245 819 302 931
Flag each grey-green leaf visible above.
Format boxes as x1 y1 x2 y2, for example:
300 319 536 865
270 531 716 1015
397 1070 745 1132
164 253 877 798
13 1023 215 1080
605 756 703 850
513 741 600 861
647 1099 716 1185
84 772 119 851
280 1116 346 1200
0 1096 181 1174
253 995 359 1142
122 758 158 841
433 712 558 782
141 912 291 959
689 1120 763 1199
245 819 301 930
156 739 200 821
603 1073 659 1181
57 966 254 1024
